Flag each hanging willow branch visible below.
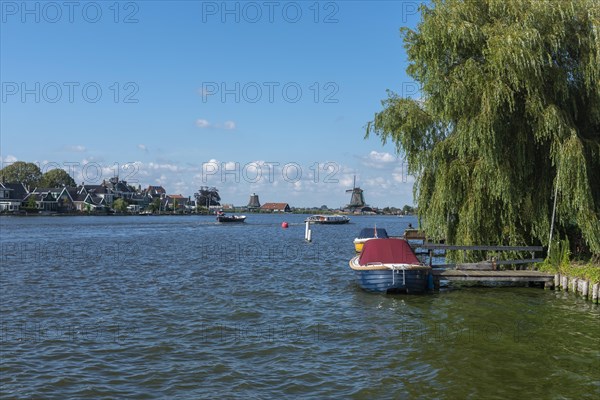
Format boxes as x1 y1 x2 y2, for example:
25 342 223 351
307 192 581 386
367 0 600 255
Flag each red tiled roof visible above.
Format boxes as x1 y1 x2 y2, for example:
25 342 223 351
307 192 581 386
260 203 289 209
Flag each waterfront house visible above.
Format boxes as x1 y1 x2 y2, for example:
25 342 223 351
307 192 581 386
24 187 76 213
72 191 108 212
165 194 188 213
78 184 114 206
129 193 150 211
145 185 166 199
260 203 291 213
127 204 142 213
22 190 58 212
105 177 137 200
0 182 28 212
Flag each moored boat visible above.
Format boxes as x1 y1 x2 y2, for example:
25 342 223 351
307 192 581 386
349 238 431 294
305 214 350 224
353 227 389 253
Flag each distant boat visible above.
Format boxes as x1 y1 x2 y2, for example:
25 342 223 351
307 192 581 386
216 211 246 223
349 238 431 294
305 214 350 224
353 227 389 253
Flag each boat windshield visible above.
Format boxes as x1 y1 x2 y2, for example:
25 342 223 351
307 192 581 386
357 228 389 239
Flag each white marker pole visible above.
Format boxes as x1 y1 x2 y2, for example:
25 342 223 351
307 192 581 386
305 221 312 242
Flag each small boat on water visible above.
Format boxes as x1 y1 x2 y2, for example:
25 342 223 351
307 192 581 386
353 227 389 253
305 214 350 224
216 211 246 223
349 238 431 294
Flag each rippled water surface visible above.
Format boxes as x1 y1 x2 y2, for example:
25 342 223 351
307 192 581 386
1 215 599 399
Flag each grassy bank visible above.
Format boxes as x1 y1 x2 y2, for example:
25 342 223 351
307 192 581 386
536 240 600 283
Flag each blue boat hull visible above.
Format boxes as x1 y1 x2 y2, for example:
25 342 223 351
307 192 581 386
353 269 430 294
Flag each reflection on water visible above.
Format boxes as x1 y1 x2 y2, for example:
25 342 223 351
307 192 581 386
1 215 598 398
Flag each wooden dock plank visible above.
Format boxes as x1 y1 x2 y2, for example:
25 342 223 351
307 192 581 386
421 244 543 252
431 269 554 283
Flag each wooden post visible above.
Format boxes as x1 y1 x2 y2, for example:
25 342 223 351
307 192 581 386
571 278 578 295
562 276 568 292
433 277 440 291
582 280 589 299
554 274 560 290
592 283 599 304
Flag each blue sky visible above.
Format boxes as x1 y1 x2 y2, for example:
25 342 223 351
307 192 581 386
1 0 423 208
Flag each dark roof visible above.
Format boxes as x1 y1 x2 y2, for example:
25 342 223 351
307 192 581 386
358 238 420 265
357 228 389 239
81 185 110 194
24 192 57 202
67 188 79 199
30 187 67 195
147 185 166 194
108 181 134 192
79 193 104 205
0 183 28 200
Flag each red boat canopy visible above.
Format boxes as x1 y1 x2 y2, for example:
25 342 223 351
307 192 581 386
358 238 421 265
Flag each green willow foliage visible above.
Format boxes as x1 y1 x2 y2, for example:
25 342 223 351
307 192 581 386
367 0 599 253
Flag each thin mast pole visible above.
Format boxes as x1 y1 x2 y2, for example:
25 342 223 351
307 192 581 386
548 168 560 255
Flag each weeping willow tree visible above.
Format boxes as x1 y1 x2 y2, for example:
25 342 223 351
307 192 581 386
367 0 599 255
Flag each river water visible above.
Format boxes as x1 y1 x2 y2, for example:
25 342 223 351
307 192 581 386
1 215 598 398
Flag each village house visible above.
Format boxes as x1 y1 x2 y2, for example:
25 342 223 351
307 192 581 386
78 183 114 206
0 182 28 212
260 203 291 213
71 190 108 212
104 177 137 200
164 194 188 212
0 177 186 214
145 185 167 199
23 187 76 213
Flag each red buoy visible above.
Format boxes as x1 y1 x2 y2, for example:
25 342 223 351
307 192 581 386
282 222 289 228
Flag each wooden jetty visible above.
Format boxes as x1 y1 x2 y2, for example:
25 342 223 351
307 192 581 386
412 243 553 290
431 269 555 290
401 238 597 302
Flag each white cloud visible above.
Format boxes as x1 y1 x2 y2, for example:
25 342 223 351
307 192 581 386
196 119 210 128
137 144 148 152
1 155 18 165
223 120 236 130
369 151 396 163
156 174 168 185
147 162 181 172
195 119 237 130
65 145 87 153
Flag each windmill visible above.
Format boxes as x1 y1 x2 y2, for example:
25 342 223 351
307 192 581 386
346 175 366 211
247 193 261 210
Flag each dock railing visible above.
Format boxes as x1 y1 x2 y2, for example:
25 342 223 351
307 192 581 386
416 244 544 270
